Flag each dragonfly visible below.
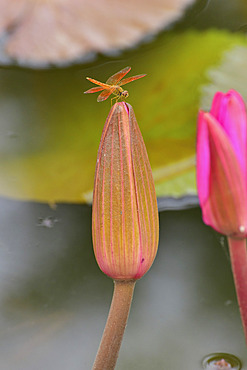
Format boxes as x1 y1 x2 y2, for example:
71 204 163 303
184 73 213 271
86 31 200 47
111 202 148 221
84 66 146 103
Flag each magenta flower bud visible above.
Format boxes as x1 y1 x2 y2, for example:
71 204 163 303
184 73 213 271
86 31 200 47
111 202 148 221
196 90 247 238
92 102 159 280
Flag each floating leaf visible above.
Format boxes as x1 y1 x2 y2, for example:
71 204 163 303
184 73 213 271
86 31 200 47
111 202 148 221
0 0 194 67
0 30 247 203
201 45 247 110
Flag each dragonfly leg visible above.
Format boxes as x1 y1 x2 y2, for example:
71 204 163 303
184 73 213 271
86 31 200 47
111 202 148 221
111 96 119 107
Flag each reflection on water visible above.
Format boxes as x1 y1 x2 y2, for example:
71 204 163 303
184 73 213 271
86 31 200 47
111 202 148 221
176 0 247 31
202 353 242 369
0 199 246 369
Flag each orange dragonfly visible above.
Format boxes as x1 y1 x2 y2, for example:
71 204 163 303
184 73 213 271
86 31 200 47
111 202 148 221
84 66 146 103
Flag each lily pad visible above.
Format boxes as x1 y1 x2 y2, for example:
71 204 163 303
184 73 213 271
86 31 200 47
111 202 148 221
0 30 247 203
200 44 247 109
0 0 194 67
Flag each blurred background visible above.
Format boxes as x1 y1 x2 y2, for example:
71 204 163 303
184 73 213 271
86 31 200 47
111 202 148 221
0 0 247 369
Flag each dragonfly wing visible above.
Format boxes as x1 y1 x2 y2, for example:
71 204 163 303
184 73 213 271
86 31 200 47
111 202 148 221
97 88 115 102
86 77 111 89
84 86 105 94
118 74 146 86
106 66 131 85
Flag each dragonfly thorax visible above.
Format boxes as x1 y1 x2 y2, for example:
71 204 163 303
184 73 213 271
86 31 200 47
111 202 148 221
114 86 129 99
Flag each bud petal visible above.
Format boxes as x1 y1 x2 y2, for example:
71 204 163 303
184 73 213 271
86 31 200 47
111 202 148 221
92 102 159 280
196 90 247 238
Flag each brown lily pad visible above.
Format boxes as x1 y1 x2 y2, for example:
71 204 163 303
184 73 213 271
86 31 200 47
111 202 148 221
0 0 194 67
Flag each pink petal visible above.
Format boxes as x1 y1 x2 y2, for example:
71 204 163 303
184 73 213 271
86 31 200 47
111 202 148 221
200 113 247 237
196 110 210 205
210 91 225 119
211 90 247 175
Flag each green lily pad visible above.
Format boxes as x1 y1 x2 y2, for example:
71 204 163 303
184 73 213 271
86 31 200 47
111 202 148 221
0 30 247 203
200 44 247 110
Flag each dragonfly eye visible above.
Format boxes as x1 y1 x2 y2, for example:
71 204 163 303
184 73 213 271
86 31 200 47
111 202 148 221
122 91 129 98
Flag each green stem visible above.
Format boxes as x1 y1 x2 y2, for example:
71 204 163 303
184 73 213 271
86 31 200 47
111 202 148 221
92 280 136 370
228 237 247 344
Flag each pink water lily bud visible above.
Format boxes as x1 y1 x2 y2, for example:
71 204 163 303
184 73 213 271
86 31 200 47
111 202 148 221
92 102 159 280
196 90 247 238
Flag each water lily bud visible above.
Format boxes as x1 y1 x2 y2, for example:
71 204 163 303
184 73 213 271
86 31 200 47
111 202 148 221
92 102 159 280
196 90 247 238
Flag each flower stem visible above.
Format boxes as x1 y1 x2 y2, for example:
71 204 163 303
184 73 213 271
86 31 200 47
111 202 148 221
92 280 136 370
228 237 247 343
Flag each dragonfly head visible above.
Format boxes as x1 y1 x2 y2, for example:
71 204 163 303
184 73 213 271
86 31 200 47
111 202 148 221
121 90 129 99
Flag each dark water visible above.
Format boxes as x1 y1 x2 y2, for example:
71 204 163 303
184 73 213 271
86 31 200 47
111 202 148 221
0 199 246 369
